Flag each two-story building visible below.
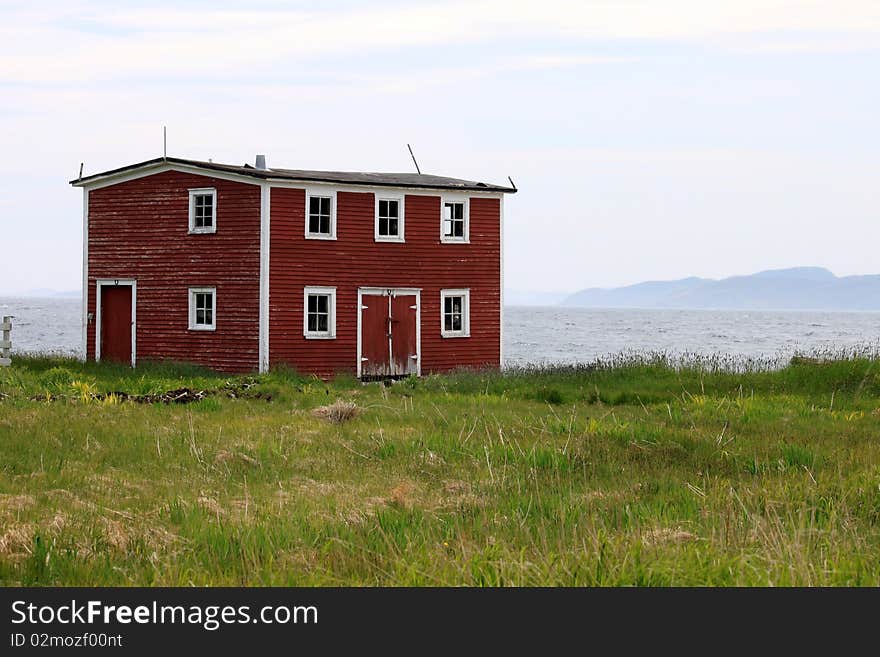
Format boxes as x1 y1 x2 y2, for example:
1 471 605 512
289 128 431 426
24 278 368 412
72 155 516 376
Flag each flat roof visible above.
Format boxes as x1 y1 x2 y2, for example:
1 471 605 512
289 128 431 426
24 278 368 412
70 156 517 193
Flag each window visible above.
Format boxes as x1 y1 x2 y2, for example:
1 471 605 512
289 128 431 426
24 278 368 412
306 190 337 239
375 196 404 242
441 197 469 243
440 289 470 338
303 287 336 338
188 188 217 234
188 287 216 330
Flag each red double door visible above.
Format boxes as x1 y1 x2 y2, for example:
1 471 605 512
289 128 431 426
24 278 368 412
361 291 418 377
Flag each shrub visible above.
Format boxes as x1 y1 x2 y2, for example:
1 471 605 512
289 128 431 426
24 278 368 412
40 366 76 390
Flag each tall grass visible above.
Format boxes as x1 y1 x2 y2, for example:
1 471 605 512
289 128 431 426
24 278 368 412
1 352 879 586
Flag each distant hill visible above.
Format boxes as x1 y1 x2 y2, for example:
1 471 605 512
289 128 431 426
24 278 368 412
561 267 880 311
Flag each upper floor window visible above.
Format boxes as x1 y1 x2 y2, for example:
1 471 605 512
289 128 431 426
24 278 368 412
440 289 470 338
441 197 469 243
375 196 404 242
188 287 216 330
304 286 336 339
188 188 217 234
306 190 337 240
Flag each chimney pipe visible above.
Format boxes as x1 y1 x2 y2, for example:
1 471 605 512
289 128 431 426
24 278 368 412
255 154 267 170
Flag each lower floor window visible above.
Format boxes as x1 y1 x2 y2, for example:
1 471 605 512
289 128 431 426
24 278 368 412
309 295 329 332
189 287 216 330
304 286 336 338
440 289 470 338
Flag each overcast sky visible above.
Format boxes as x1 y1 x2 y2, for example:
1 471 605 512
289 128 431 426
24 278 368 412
1 0 878 296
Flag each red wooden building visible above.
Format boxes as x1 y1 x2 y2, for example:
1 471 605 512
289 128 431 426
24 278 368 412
72 156 516 376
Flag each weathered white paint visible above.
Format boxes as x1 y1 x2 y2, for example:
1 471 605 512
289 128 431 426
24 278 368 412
187 187 218 234
303 286 337 339
499 194 504 368
0 315 11 367
439 194 470 244
304 186 338 241
374 193 406 243
439 289 471 338
81 189 89 360
258 182 271 373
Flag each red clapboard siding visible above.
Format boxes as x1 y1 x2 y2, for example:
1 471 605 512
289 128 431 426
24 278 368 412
86 170 261 372
269 188 500 377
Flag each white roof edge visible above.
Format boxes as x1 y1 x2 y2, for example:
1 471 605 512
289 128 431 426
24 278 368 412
72 160 508 197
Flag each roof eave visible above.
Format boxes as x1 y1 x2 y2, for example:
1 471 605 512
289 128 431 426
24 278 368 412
70 157 517 193
263 175 515 193
69 157 268 187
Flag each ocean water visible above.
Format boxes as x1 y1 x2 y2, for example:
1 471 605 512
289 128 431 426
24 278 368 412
2 297 879 367
504 306 880 367
0 297 82 356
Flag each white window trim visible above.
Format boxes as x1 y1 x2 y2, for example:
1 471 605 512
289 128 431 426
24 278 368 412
440 288 470 338
188 287 217 331
188 188 217 234
304 286 337 339
440 195 469 244
305 188 338 240
374 194 405 243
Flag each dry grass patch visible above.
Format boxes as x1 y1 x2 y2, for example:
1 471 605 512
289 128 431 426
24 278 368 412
102 518 131 551
435 480 485 511
291 477 388 524
313 400 360 424
0 493 36 514
420 450 446 466
0 512 67 560
87 473 151 499
642 527 699 546
214 449 261 467
197 496 227 517
338 498 388 527
0 523 36 558
295 478 338 497
583 489 629 504
388 481 417 508
99 516 182 555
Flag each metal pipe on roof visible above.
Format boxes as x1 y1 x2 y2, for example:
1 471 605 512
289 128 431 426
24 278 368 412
407 144 421 175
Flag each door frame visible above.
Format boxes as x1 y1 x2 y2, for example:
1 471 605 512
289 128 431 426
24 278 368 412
357 287 421 378
95 278 137 366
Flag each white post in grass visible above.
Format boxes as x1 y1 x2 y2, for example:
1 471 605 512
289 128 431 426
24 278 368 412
0 316 11 366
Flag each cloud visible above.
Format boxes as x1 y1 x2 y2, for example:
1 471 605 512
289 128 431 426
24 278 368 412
3 1 880 83
2 1 879 295
341 54 637 94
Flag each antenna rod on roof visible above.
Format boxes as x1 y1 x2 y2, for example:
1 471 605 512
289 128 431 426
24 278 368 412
508 175 517 191
78 163 83 181
163 126 167 161
407 143 421 175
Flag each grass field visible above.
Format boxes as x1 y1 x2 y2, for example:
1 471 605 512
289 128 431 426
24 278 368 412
1 353 879 586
